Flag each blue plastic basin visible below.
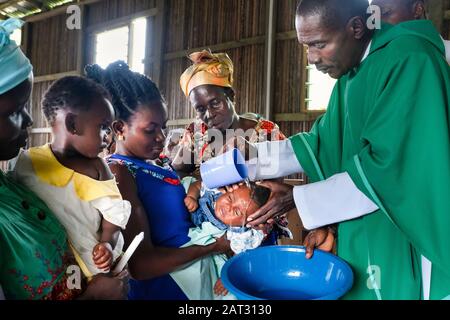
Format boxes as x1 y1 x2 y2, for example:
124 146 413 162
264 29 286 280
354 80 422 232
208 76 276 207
221 245 354 300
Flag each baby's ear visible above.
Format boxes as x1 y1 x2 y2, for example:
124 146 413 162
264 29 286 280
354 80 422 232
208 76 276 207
65 112 78 135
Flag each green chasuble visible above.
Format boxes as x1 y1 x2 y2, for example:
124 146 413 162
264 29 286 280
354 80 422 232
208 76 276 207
290 21 450 300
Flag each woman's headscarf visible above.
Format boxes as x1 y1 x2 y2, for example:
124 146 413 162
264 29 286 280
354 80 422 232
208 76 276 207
0 18 33 95
179 50 234 97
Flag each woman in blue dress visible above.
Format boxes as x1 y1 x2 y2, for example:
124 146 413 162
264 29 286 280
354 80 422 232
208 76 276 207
86 61 230 300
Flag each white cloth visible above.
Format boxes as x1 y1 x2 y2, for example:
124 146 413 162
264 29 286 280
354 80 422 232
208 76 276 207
293 173 379 230
249 140 378 229
12 149 131 276
443 39 450 64
421 256 432 300
170 222 236 300
227 228 265 255
247 139 304 180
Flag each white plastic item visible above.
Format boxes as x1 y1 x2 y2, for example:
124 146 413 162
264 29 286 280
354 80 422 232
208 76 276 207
113 232 145 274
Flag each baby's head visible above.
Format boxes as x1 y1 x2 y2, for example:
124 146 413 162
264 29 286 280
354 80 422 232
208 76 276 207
42 76 114 158
214 183 271 227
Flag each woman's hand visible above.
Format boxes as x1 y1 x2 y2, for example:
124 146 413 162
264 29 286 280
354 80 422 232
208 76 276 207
211 234 231 255
79 270 129 300
246 181 296 228
303 227 336 259
184 196 199 213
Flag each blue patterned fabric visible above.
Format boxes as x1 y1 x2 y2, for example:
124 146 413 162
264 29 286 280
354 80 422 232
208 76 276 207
108 154 194 300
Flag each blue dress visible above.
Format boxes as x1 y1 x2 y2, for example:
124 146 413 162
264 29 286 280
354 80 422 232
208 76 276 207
108 154 193 300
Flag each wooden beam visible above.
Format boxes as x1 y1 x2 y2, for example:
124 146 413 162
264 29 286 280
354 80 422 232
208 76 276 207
25 0 104 23
150 0 166 86
164 36 266 61
263 0 277 120
20 21 30 56
274 112 323 122
276 30 297 41
25 0 47 11
34 70 80 83
164 30 298 62
86 8 158 34
167 119 194 127
0 0 21 12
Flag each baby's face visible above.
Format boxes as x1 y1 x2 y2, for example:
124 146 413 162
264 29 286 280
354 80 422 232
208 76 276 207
214 185 260 227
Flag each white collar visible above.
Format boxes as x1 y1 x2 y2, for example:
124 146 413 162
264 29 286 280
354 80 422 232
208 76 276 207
361 41 372 63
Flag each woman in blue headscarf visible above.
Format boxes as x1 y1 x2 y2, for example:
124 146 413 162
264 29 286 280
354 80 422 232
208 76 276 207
0 19 128 300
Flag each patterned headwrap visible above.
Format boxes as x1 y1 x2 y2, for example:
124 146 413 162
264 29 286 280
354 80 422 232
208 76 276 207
179 49 234 97
0 18 33 95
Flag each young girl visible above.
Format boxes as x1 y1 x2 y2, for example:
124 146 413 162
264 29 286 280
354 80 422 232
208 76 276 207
85 61 231 300
12 76 131 278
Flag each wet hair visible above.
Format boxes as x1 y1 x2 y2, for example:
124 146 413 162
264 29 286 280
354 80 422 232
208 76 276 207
85 61 166 122
296 0 370 30
42 76 111 125
250 183 271 208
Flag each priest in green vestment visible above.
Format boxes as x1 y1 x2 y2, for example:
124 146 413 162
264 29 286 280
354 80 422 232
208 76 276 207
243 0 450 300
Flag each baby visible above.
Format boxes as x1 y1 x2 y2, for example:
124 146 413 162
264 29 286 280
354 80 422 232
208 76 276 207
12 76 131 278
184 181 280 296
185 181 272 254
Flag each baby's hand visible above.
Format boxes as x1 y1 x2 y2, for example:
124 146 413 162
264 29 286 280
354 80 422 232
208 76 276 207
93 242 113 272
214 278 229 296
184 195 199 213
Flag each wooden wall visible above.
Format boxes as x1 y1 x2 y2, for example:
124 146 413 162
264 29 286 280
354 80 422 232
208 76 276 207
18 0 450 151
19 0 314 144
2 0 449 175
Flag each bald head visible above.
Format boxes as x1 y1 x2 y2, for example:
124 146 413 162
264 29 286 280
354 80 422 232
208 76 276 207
371 0 426 25
296 0 370 30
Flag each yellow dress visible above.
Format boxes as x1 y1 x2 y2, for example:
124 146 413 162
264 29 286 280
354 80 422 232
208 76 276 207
12 144 131 278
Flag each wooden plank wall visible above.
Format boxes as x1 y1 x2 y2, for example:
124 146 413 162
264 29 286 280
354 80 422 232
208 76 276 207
162 0 269 128
20 0 312 147
2 0 448 175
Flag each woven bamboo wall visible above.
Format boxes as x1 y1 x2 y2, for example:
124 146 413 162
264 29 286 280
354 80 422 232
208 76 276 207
162 0 270 129
3 0 447 174
85 0 156 25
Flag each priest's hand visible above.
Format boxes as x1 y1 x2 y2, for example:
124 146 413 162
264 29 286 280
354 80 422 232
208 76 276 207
303 227 336 259
245 180 296 227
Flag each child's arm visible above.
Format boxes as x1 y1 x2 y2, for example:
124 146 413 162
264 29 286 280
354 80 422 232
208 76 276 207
184 180 202 213
93 219 121 271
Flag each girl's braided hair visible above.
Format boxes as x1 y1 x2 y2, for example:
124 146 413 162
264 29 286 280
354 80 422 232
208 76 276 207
85 61 166 122
42 76 111 125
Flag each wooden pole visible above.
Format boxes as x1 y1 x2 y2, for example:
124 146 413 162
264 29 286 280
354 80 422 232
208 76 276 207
151 0 166 86
263 0 277 120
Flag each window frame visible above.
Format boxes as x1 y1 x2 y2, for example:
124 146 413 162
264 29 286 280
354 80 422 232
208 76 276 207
300 47 335 114
86 9 157 75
